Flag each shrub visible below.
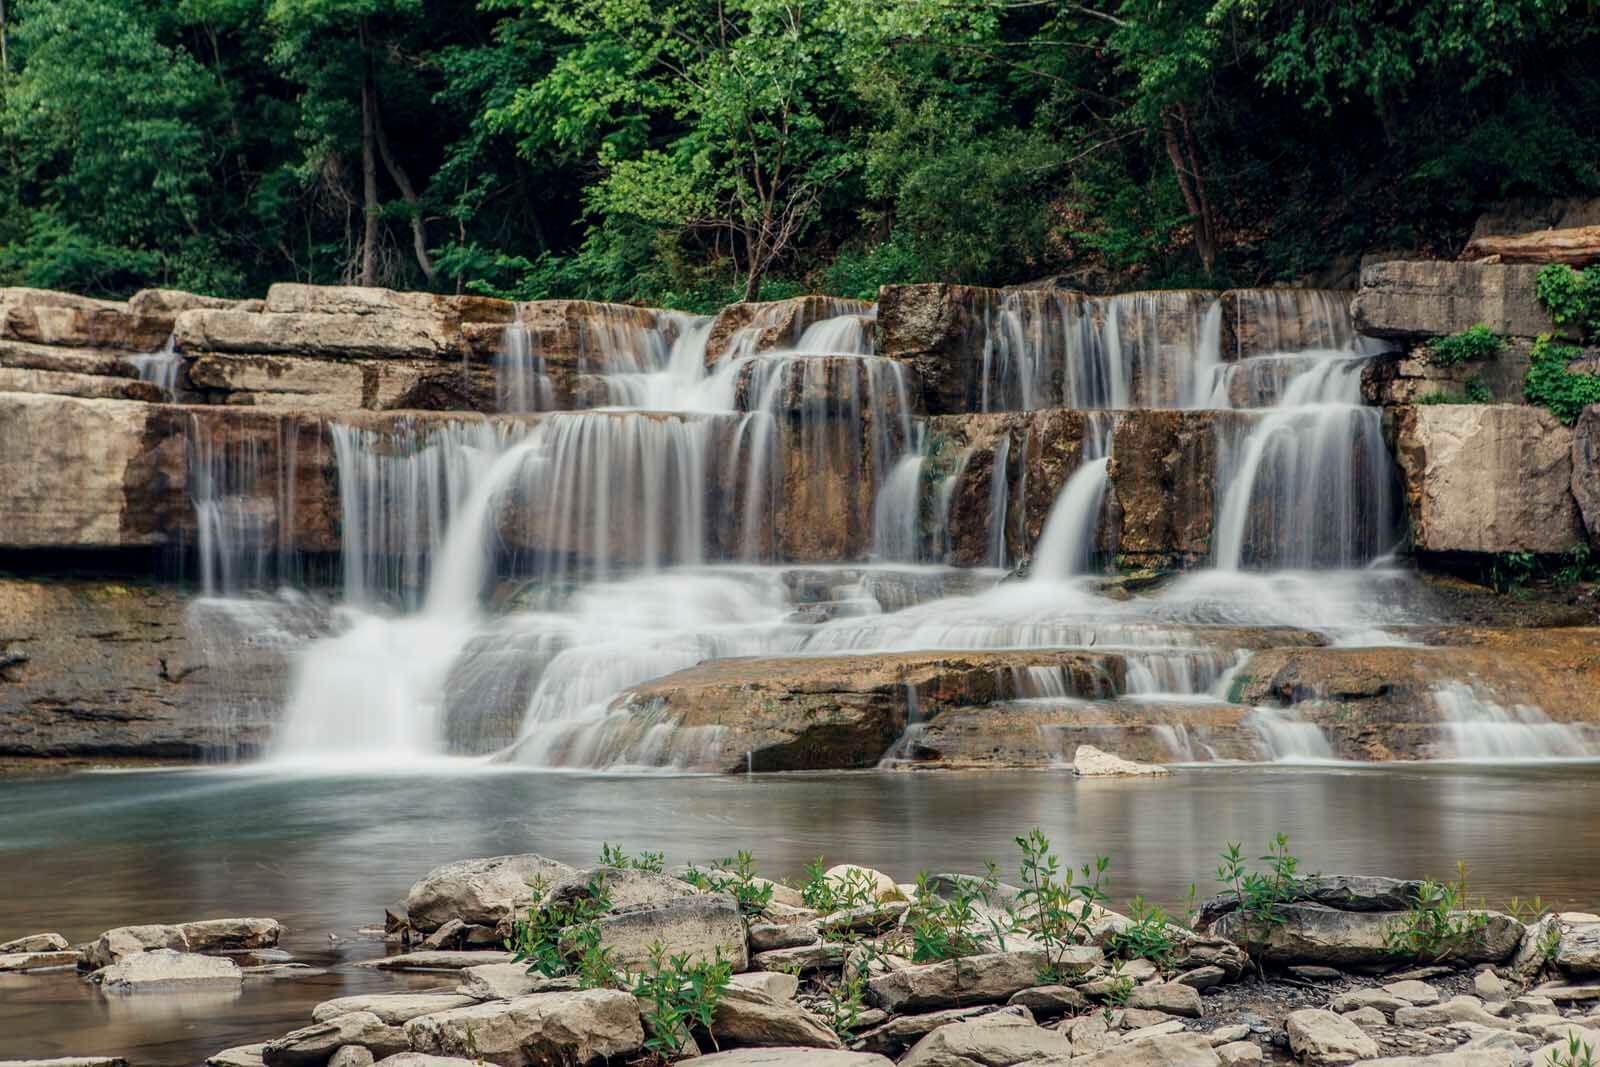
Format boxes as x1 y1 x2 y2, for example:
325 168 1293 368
1384 862 1490 963
1103 896 1181 970
682 851 774 919
632 942 732 1062
1524 334 1600 424
905 868 1006 961
1535 265 1600 342
1010 829 1111 981
508 869 615 981
1215 834 1302 934
1428 324 1504 366
799 859 881 914
599 843 665 873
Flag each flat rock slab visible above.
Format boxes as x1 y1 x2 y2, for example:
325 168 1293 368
3 1061 130 1067
206 1046 267 1067
687 1052 894 1066
455 963 578 1001
1211 903 1522 965
1198 875 1425 926
404 989 643 1067
709 985 842 1049
355 950 514 971
312 993 478 1024
900 1011 1069 1066
1072 1033 1222 1066
753 942 851 973
0 950 79 971
868 949 1100 1013
97 949 242 992
0 932 70 953
263 1011 408 1067
1073 744 1172 776
1285 1008 1378 1067
853 1005 1016 1056
588 892 748 971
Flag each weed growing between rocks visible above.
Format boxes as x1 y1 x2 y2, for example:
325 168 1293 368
1427 323 1505 366
509 868 615 980
799 858 880 913
1105 895 1182 971
1384 862 1491 962
906 868 1007 961
599 842 665 873
1013 828 1111 981
1217 833 1303 935
1549 1034 1599 1067
632 943 734 1061
682 850 774 918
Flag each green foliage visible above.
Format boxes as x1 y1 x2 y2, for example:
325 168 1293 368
507 869 615 981
1536 266 1600 342
1549 1036 1598 1067
799 859 880 915
1416 376 1490 405
1428 325 1505 367
1216 834 1301 935
1384 862 1489 963
682 851 774 919
1524 335 1600 425
1011 829 1110 982
599 843 665 873
817 963 870 1041
1103 896 1180 971
905 869 1006 962
631 942 732 1062
1490 550 1539 594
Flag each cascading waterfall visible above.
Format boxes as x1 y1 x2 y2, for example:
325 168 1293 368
187 414 299 596
495 315 554 413
126 336 184 400
1031 412 1116 579
1431 683 1594 760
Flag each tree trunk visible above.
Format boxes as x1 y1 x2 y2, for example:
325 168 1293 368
742 259 764 302
373 95 436 286
1163 108 1216 275
358 31 380 287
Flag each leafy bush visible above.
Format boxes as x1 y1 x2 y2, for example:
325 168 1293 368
1011 829 1110 981
817 963 870 1040
1384 862 1490 963
1215 834 1302 934
905 869 1006 961
599 843 665 873
1428 324 1504 366
632 942 732 1062
1103 896 1181 970
1524 334 1600 424
508 869 615 981
799 859 881 914
682 851 774 919
1548 1035 1597 1067
1536 265 1600 342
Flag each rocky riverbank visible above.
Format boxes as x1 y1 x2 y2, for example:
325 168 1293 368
7 834 1600 1067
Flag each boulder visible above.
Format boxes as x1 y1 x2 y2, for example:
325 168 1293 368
898 1011 1069 1067
0 949 80 971
312 993 477 1024
587 892 747 972
455 963 578 1001
372 1058 487 1067
818 902 908 937
96 948 242 992
543 867 699 912
355 951 515 971
1557 922 1600 976
708 984 843 1049
749 921 820 951
1392 995 1517 1031
752 942 851 973
1395 404 1584 554
1214 1042 1262 1066
1199 875 1425 926
0 287 170 349
1006 985 1088 1014
1352 261 1561 340
1571 406 1600 539
174 307 460 360
0 932 70 953
1283 1008 1380 1067
1175 966 1226 990
687 1051 894 1066
1211 903 1522 966
403 990 644 1067
207 1044 267 1067
1106 409 1228 568
853 1006 1019 1056
328 1050 374 1067
263 1011 408 1067
823 866 905 905
868 949 1100 1013
1073 744 1172 777
1127 981 1203 1018
180 917 282 953
1382 979 1442 1006
1328 988 1411 1018
729 971 800 1002
1072 1033 1222 1066
406 854 574 933
82 924 189 969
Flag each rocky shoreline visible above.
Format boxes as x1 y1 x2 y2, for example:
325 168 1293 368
6 832 1600 1067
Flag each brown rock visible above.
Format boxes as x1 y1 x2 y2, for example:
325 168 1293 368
1461 225 1600 267
1352 260 1564 340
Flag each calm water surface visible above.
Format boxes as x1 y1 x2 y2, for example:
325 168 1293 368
2 762 1598 1063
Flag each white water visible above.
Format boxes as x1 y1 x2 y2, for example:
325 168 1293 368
126 336 183 399
1432 683 1594 760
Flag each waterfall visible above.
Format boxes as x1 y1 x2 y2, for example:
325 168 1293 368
1031 413 1117 579
1432 683 1594 760
126 336 183 400
187 413 298 596
496 317 554 413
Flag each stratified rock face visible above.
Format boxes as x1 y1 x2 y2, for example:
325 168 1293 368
1395 404 1585 553
0 287 178 350
1352 261 1559 340
1232 628 1600 761
1215 905 1522 966
1361 341 1541 405
600 650 1129 773
1108 410 1224 566
1462 225 1600 267
1572 406 1600 539
1221 289 1357 360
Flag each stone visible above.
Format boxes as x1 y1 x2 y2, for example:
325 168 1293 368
1396 404 1584 554
0 932 70 953
899 1011 1071 1066
818 902 908 937
1393 996 1518 1031
749 921 820 951
207 1045 267 1067
1119 1008 1178 1030
1330 988 1412 1018
242 963 327 980
1176 966 1226 990
729 971 800 1002
1211 904 1523 966
405 854 574 932
312 993 477 1024
1199 876 1425 927
687 1051 894 1066
1214 1041 1262 1066
263 1011 408 1067
374 1058 496 1067
1006 984 1087 1014
1572 407 1600 540
0 950 79 971
1072 744 1172 777
752 942 851 973
1071 1033 1222 1066
1064 1013 1115 1056
1128 981 1204 1017
1207 1026 1250 1045
1532 1032 1600 1067
0 287 169 349
1284 1008 1380 1066
587 892 747 972
455 963 578 1001
180 918 282 954
1475 970 1510 1002
709 984 843 1049
1532 981 1600 1003
1123 1020 1189 1041
1343 1007 1387 1028
868 949 1100 1013
96 948 242 992
543 866 699 912
1352 260 1562 340
327 1049 374 1067
1384 979 1443 1006
706 295 873 366
1352 1055 1522 1067
6 1060 132 1067
1106 409 1227 567
354 950 515 971
82 923 189 969
1557 922 1600 977
404 990 643 1067
1462 225 1600 266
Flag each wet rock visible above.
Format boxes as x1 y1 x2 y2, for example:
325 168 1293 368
1128 981 1204 1017
0 932 70 953
406 854 574 933
1199 876 1425 926
7 1060 132 1067
1284 1008 1380 1066
729 971 800 1002
455 963 578 1001
354 950 515 971
312 993 477 1024
586 892 747 972
1072 744 1172 777
868 949 1099 1013
705 295 872 366
242 963 327 980
687 1050 894 1066
83 924 185 969
1072 1032 1221 1066
1352 260 1560 340
1395 404 1583 554
207 1044 267 1067
899 1010 1070 1066
0 950 80 971
96 948 242 991
752 942 851 973
543 866 699 913
180 917 282 954
708 984 842 1049
263 1011 408 1067
403 989 644 1067
1106 409 1226 568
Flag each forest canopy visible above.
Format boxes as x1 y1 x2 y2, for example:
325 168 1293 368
0 0 1596 310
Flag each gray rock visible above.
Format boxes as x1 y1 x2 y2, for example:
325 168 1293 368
1128 981 1203 1018
405 854 574 933
1118 1008 1177 1030
0 932 69 953
1063 1013 1115 1057
749 921 820 951
1072 1033 1222 1066
1383 979 1443 1006
1532 981 1600 1003
818 902 908 937
1176 965 1226 991
180 918 282 953
82 924 189 969
1122 1020 1188 1041
242 963 327 981
1214 1041 1262 1066
899 1011 1071 1066
687 1051 894 1066
1344 1055 1519 1067
1393 995 1518 1031
354 950 514 971
729 971 800 1002
1557 922 1600 977
454 962 577 1001
1474 969 1510 1003
1508 994 1557 1016
1198 875 1425 927
543 866 699 912
1352 260 1559 340
1006 984 1087 1014
312 993 477 1024
1211 904 1522 966
587 892 747 972
403 989 644 1066
1207 1026 1250 1045
1287 965 1344 982
752 942 851 973
709 984 842 1049
96 948 242 992
373 1058 484 1067
326 1049 373 1067
0 950 79 971
1284 1008 1379 1067
868 949 1099 1013
3 1060 130 1067
206 1045 267 1067
263 1011 408 1067
853 1006 1016 1056
1510 915 1559 980
1342 1007 1388 1028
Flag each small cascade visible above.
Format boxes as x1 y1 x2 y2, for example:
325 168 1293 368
1031 413 1117 579
126 336 184 400
495 316 554 413
985 434 1012 568
877 684 927 768
1432 683 1594 760
187 414 297 596
1246 706 1337 762
872 433 927 562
